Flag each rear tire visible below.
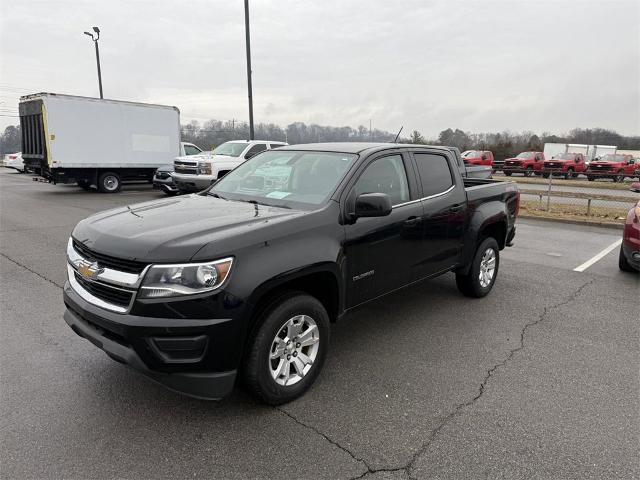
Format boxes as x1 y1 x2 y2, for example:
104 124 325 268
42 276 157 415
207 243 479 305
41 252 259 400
242 293 329 405
587 175 595 182
504 171 512 177
618 246 636 272
456 237 500 298
542 172 550 178
97 172 121 193
525 167 534 177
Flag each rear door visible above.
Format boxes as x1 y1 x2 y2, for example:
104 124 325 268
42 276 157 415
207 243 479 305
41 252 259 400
411 150 467 275
343 151 424 307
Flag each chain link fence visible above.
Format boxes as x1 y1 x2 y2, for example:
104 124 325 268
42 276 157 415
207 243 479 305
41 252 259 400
496 167 640 224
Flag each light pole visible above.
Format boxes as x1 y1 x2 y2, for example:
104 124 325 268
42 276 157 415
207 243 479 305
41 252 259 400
84 27 103 99
244 0 254 140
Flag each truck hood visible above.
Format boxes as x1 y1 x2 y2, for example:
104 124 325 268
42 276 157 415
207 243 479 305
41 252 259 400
72 194 306 263
175 152 238 163
589 161 618 166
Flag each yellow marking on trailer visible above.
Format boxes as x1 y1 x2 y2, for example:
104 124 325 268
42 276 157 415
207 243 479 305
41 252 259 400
41 103 53 167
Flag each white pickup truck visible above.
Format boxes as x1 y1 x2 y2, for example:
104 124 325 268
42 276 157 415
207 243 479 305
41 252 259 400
172 140 287 193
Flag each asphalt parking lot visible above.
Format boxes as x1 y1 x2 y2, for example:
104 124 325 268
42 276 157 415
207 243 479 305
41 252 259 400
1 169 638 479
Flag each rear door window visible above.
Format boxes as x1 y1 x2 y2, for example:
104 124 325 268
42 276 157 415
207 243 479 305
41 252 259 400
245 143 268 159
413 153 454 197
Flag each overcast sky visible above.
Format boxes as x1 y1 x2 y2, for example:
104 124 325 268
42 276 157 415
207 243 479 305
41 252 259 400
1 0 638 137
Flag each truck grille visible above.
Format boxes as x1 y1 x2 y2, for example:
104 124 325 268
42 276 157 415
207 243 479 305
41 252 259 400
590 165 612 171
174 160 199 174
72 240 147 274
74 272 134 308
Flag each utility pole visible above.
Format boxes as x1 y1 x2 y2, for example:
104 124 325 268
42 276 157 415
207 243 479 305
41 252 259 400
244 0 255 140
84 27 103 99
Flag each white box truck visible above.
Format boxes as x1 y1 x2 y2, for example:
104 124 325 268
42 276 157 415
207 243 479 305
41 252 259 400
19 93 182 192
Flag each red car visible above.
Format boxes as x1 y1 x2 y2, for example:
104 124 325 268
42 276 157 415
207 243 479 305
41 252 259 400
542 153 587 179
461 150 494 167
503 151 545 177
619 191 640 272
586 154 639 182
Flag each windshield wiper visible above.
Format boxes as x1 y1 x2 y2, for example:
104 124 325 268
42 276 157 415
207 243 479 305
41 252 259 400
245 199 291 209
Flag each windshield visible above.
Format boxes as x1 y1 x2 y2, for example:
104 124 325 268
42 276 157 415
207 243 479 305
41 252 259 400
209 150 357 208
600 154 626 162
553 153 575 160
461 150 480 158
516 152 534 159
213 142 247 157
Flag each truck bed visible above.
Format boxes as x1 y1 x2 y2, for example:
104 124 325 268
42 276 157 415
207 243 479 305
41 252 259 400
463 177 519 203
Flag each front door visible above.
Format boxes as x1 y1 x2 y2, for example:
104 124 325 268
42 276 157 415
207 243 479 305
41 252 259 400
343 153 424 307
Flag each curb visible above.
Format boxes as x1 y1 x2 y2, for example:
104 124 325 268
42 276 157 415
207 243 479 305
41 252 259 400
519 213 623 230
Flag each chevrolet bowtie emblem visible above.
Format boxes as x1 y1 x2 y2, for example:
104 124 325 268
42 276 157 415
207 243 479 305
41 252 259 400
77 260 103 279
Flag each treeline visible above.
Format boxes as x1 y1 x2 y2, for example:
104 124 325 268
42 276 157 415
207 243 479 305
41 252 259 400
1 121 639 160
182 122 640 161
180 119 400 148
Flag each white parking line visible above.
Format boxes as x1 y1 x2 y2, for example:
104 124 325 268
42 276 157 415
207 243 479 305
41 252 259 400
573 239 622 272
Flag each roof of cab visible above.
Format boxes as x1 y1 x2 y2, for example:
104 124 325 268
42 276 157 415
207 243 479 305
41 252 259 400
277 142 453 155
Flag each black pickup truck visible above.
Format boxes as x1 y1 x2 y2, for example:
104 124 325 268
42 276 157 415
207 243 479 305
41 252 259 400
63 143 519 404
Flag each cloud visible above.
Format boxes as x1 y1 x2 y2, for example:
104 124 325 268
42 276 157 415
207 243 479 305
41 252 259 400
1 0 638 136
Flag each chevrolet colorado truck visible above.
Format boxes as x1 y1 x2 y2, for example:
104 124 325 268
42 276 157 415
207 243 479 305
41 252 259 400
542 152 587 179
173 140 288 193
63 143 519 404
502 152 545 177
586 154 639 182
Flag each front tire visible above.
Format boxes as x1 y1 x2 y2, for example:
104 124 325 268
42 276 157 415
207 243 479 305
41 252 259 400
242 293 329 405
615 170 625 183
97 172 121 193
587 175 595 182
525 167 534 177
456 237 500 298
504 171 512 177
542 172 550 178
618 245 636 272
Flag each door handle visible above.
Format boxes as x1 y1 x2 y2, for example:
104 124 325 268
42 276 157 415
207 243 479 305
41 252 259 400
449 204 464 213
403 216 421 226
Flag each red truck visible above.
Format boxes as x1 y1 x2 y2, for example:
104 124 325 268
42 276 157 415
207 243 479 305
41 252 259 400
586 154 639 182
502 152 545 177
461 150 494 167
542 153 587 179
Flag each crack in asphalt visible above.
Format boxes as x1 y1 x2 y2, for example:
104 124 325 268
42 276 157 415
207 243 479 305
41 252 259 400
279 278 597 480
0 252 64 289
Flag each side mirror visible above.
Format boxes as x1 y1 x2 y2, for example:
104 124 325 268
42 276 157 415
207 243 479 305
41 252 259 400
354 193 392 218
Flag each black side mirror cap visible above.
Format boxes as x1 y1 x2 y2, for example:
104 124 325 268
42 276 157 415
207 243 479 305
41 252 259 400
354 193 393 218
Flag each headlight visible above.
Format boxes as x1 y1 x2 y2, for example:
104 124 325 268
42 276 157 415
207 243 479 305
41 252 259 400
200 162 212 175
139 257 233 299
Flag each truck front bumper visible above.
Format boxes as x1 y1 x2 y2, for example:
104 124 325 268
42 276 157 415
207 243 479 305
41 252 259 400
63 282 239 400
173 173 217 192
